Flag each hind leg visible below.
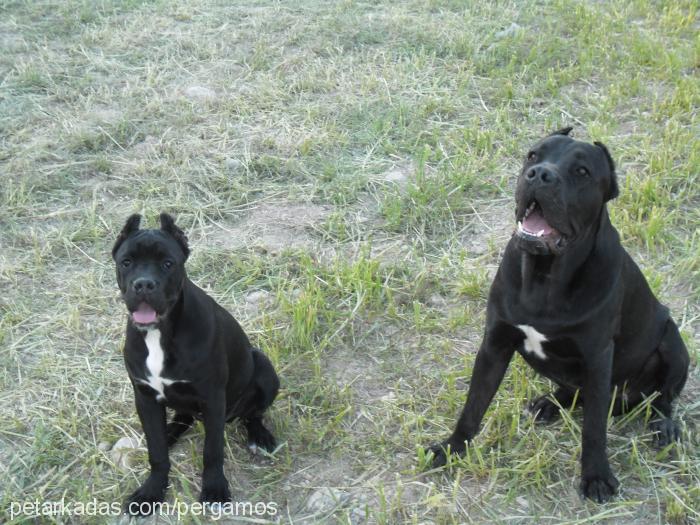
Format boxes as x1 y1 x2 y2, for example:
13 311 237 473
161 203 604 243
244 349 280 453
649 320 689 447
166 413 194 447
528 386 577 423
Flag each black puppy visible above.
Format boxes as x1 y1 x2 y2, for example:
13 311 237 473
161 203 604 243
112 213 279 514
427 128 689 502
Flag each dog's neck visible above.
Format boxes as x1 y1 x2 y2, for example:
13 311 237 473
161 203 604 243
520 207 613 305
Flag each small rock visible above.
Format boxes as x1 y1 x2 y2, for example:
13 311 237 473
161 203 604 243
110 436 142 469
350 506 369 525
379 391 396 403
92 108 121 124
428 293 447 307
97 441 111 452
384 168 409 185
243 290 273 317
131 135 159 156
225 158 244 172
306 487 349 513
495 23 521 40
112 436 140 451
246 290 271 305
183 85 216 101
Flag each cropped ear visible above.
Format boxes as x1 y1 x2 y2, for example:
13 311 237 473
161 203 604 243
160 212 190 259
549 126 573 137
112 214 141 259
594 141 619 201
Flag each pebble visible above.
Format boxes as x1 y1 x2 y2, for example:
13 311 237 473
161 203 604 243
110 436 142 469
495 23 521 40
306 487 349 513
183 85 217 101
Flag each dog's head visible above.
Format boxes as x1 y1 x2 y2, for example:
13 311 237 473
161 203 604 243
513 127 618 256
112 213 190 329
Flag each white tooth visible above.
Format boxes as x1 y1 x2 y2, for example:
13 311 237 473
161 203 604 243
537 229 544 237
518 221 523 232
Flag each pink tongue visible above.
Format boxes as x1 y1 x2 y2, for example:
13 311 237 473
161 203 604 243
132 303 157 324
523 209 555 235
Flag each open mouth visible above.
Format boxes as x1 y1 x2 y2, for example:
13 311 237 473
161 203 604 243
131 302 158 325
516 201 566 249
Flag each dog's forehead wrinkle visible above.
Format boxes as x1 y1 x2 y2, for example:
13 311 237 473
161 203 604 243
129 232 182 259
545 141 587 162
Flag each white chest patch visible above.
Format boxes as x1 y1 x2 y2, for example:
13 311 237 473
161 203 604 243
516 324 548 360
139 329 186 401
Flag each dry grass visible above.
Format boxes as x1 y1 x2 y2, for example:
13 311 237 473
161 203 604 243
1 0 698 523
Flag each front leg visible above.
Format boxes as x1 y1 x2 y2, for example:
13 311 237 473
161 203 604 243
124 389 170 515
199 388 231 504
427 327 516 467
579 342 619 503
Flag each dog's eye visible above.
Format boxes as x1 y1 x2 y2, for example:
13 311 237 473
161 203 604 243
121 259 131 268
163 260 173 270
527 151 537 161
576 166 589 176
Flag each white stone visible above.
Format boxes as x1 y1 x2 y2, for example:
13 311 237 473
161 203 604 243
184 85 216 101
385 169 408 184
306 487 349 513
112 436 140 451
110 436 142 469
246 290 272 305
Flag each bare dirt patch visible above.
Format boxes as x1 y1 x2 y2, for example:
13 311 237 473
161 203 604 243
207 202 331 253
458 197 513 257
2 2 697 524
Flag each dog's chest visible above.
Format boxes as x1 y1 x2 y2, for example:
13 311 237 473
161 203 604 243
139 329 188 401
516 324 548 359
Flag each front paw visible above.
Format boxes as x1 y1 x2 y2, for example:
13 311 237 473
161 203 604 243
200 474 231 504
528 394 561 423
123 477 167 515
580 472 619 503
650 418 681 447
424 438 467 468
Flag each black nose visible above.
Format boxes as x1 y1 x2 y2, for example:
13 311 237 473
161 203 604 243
133 278 157 294
526 166 558 184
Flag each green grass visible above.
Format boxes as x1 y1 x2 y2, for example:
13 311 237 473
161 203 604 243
1 0 698 523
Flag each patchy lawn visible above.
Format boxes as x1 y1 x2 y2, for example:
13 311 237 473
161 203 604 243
1 0 698 523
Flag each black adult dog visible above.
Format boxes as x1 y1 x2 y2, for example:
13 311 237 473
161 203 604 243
112 213 279 514
427 128 689 503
